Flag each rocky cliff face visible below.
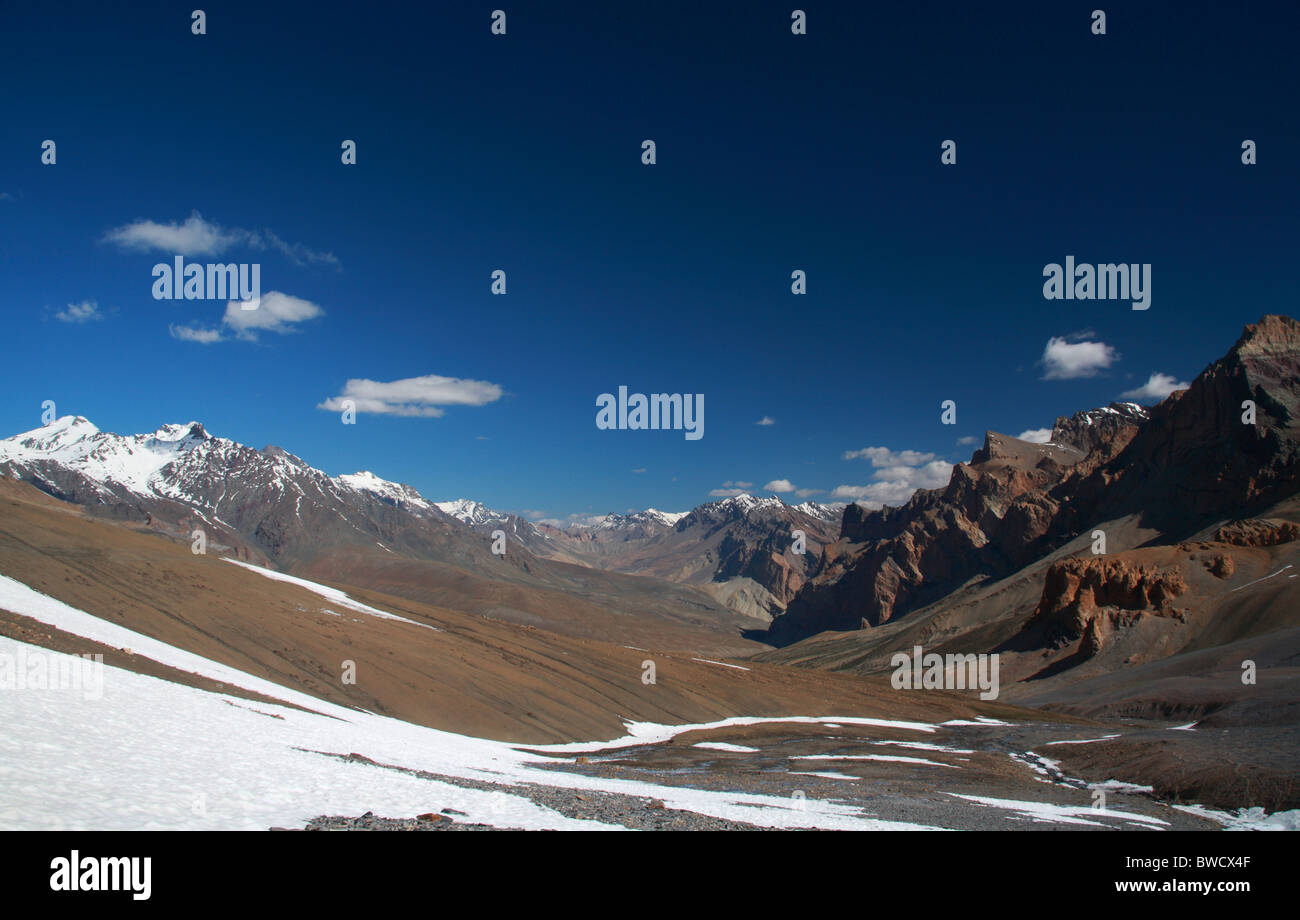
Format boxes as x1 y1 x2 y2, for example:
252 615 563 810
767 408 1149 642
768 315 1300 645
1052 315 1300 537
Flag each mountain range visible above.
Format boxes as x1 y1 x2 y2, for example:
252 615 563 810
2 315 1298 816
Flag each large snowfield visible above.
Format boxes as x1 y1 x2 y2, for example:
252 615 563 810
0 573 938 830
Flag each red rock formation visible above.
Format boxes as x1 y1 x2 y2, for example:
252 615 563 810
1215 518 1300 547
1030 556 1188 657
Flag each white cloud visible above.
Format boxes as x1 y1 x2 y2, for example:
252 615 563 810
755 416 775 426
794 488 822 499
956 436 978 446
55 300 102 323
1040 335 1119 380
222 291 323 339
708 488 748 498
104 210 337 266
169 323 223 344
722 480 753 488
318 374 504 418
1121 372 1189 402
764 479 796 492
104 211 248 256
843 446 938 467
832 450 953 509
169 291 324 343
1016 428 1053 443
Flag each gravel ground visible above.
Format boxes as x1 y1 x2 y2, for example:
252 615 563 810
277 719 1230 831
287 749 780 830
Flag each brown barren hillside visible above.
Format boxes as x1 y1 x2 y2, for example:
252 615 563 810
0 478 1021 745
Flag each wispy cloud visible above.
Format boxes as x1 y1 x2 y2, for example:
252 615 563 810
708 488 748 498
54 300 103 324
763 479 796 492
1016 428 1053 443
318 374 504 418
1121 372 1189 402
104 210 338 266
260 229 340 267
1040 334 1119 380
755 416 775 426
956 435 978 446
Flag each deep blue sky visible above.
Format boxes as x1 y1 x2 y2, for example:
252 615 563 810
2 1 1296 521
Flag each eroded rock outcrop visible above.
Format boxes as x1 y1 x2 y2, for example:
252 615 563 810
1029 556 1188 658
1215 518 1300 547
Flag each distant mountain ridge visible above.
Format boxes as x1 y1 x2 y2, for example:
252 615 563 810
0 413 765 654
432 492 847 619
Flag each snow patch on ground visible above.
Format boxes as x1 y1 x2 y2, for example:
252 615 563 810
947 793 1168 828
1170 804 1300 831
529 715 940 754
871 740 976 755
793 753 958 769
940 717 1010 727
223 559 441 632
691 658 751 671
692 742 758 753
1091 779 1155 794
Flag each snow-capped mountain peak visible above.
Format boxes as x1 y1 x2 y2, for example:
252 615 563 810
582 508 688 532
793 500 847 522
8 415 100 451
150 421 208 443
336 471 431 511
703 493 786 516
641 508 687 527
434 498 512 527
0 415 221 494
